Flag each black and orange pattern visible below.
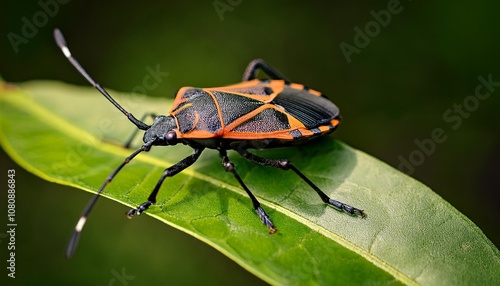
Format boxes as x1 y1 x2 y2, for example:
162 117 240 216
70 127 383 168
170 79 341 146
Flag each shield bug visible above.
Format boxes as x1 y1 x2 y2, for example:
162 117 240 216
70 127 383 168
54 29 365 258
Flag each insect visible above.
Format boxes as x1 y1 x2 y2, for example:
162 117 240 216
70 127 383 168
54 29 365 258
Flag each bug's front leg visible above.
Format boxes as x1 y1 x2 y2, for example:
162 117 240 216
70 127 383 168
219 149 277 233
126 147 204 217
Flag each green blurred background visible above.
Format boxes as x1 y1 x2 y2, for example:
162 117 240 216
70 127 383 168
1 1 499 285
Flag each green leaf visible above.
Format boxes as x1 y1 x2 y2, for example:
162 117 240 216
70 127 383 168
0 80 498 285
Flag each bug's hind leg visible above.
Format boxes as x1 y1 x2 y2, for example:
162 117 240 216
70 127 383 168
237 149 365 218
122 113 157 149
219 149 277 233
242 59 289 81
126 147 204 217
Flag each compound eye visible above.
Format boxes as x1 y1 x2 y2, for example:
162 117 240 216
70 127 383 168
165 131 177 145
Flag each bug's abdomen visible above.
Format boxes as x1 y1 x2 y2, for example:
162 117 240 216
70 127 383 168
221 83 341 142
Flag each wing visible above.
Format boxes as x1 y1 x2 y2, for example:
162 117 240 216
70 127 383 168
205 80 340 141
271 85 339 129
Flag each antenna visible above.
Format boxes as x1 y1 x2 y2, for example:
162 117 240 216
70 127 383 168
65 142 153 258
53 28 149 130
53 28 155 257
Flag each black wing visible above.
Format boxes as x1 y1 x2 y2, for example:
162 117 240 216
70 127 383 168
271 87 339 129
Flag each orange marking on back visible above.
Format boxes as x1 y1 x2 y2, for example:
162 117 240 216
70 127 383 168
289 83 304 90
171 102 192 115
170 87 193 113
299 129 314 137
330 118 341 127
318 126 330 133
308 89 322 96
207 79 286 103
204 90 225 131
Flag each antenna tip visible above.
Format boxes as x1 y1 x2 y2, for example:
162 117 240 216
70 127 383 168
53 28 64 45
53 28 71 58
66 230 80 259
66 216 87 258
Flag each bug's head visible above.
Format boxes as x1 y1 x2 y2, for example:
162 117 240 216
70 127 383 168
143 115 179 146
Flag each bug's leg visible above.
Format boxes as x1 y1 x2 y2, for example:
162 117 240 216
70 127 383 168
237 149 365 218
126 147 204 217
242 59 289 81
123 113 157 149
219 149 277 233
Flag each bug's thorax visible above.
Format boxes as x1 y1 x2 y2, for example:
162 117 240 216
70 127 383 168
143 115 179 145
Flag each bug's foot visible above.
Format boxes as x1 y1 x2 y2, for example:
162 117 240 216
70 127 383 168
328 199 366 218
126 201 153 218
256 206 277 234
